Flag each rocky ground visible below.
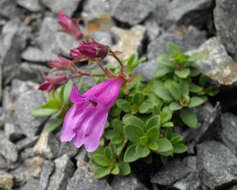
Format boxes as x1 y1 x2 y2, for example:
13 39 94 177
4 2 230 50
0 0 237 189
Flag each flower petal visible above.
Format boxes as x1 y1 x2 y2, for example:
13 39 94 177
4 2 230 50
60 103 92 142
70 85 85 104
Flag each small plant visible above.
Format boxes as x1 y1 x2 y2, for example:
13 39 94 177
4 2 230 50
33 12 218 179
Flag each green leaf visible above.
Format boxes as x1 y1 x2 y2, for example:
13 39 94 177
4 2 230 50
94 167 111 179
157 54 176 68
155 66 172 78
171 134 184 144
165 81 182 101
179 108 198 128
116 99 131 112
124 144 138 163
146 127 158 141
160 111 172 124
93 154 111 167
188 52 202 62
189 97 207 107
190 67 200 77
180 80 190 96
104 147 114 160
132 93 145 105
43 118 63 133
146 116 160 130
139 136 149 146
148 141 159 151
167 42 181 55
125 125 144 143
169 102 182 111
162 121 174 128
139 100 154 113
157 138 173 153
136 144 150 158
190 83 204 94
63 80 73 104
111 136 123 144
32 107 58 116
111 164 120 175
127 53 137 66
123 115 145 129
175 68 190 78
154 86 173 102
118 162 131 175
174 143 188 154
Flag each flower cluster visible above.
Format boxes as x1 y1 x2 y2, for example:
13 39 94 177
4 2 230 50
38 12 131 152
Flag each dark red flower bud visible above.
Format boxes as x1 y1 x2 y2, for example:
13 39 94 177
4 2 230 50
39 73 69 93
48 56 71 69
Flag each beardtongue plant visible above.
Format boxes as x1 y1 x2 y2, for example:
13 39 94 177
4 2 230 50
33 12 218 178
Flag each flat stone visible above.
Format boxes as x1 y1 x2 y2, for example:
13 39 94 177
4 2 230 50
11 156 44 186
40 0 82 17
214 0 237 61
111 175 148 190
17 0 43 12
230 185 237 190
166 0 213 27
90 31 113 46
0 171 13 190
110 0 153 25
0 132 18 163
148 26 206 60
16 136 39 151
188 37 237 85
173 172 201 190
57 142 79 158
48 154 75 190
38 160 55 190
182 102 221 153
34 132 60 159
151 159 192 186
0 155 7 169
197 141 237 189
82 0 110 21
0 0 19 19
135 59 158 81
4 122 24 142
220 113 237 155
107 25 145 65
12 80 46 138
20 148 35 160
144 16 160 41
66 162 112 190
21 178 39 190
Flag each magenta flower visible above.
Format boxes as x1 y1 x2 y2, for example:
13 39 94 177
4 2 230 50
39 73 69 93
60 77 124 152
70 41 109 60
48 56 71 69
58 11 83 39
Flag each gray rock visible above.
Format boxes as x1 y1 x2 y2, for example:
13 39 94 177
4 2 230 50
66 162 112 190
188 37 237 85
0 155 6 169
82 0 111 21
4 122 24 141
214 0 237 61
48 155 75 190
166 0 213 27
173 172 201 190
33 132 60 159
57 142 79 158
13 80 46 138
38 160 55 190
0 19 31 84
182 102 221 153
75 148 88 162
16 136 39 151
21 178 39 190
17 0 43 12
0 171 13 190
111 175 148 190
20 148 35 160
11 156 44 186
0 66 2 103
197 141 237 189
151 159 192 186
40 0 82 17
230 185 237 190
0 0 19 19
144 16 160 41
150 0 168 25
220 113 237 156
110 0 153 25
135 59 158 81
147 26 206 60
0 132 18 163
90 31 113 46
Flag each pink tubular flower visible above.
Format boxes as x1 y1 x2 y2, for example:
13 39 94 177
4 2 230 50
48 56 71 69
60 77 124 152
70 41 109 59
58 11 83 39
39 73 69 93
